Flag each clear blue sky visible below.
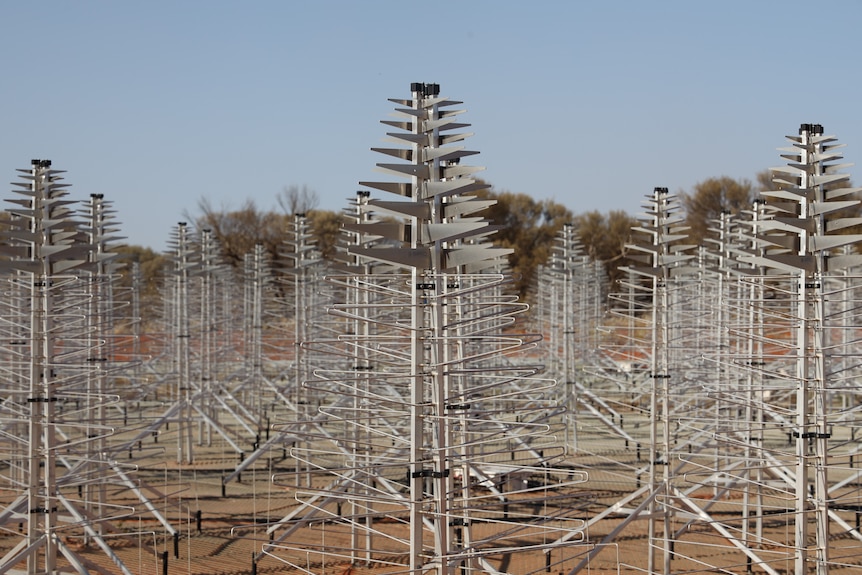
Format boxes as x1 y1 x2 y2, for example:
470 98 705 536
2 1 861 250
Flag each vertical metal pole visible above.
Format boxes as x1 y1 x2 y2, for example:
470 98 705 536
794 126 813 575
646 190 661 575
408 82 426 574
174 222 193 464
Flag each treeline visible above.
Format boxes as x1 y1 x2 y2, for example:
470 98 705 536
117 172 808 301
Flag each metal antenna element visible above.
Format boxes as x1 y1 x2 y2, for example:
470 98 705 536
576 126 862 574
735 124 862 575
538 223 607 450
120 223 250 469
9 120 862 574
260 84 589 574
569 188 700 574
0 161 138 574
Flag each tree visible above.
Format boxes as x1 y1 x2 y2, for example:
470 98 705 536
475 188 573 299
190 192 344 274
572 210 637 287
114 244 166 291
306 209 343 261
192 197 288 268
183 183 639 303
113 244 168 329
680 176 756 245
277 184 319 215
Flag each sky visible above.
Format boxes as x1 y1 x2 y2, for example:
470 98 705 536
2 1 862 251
